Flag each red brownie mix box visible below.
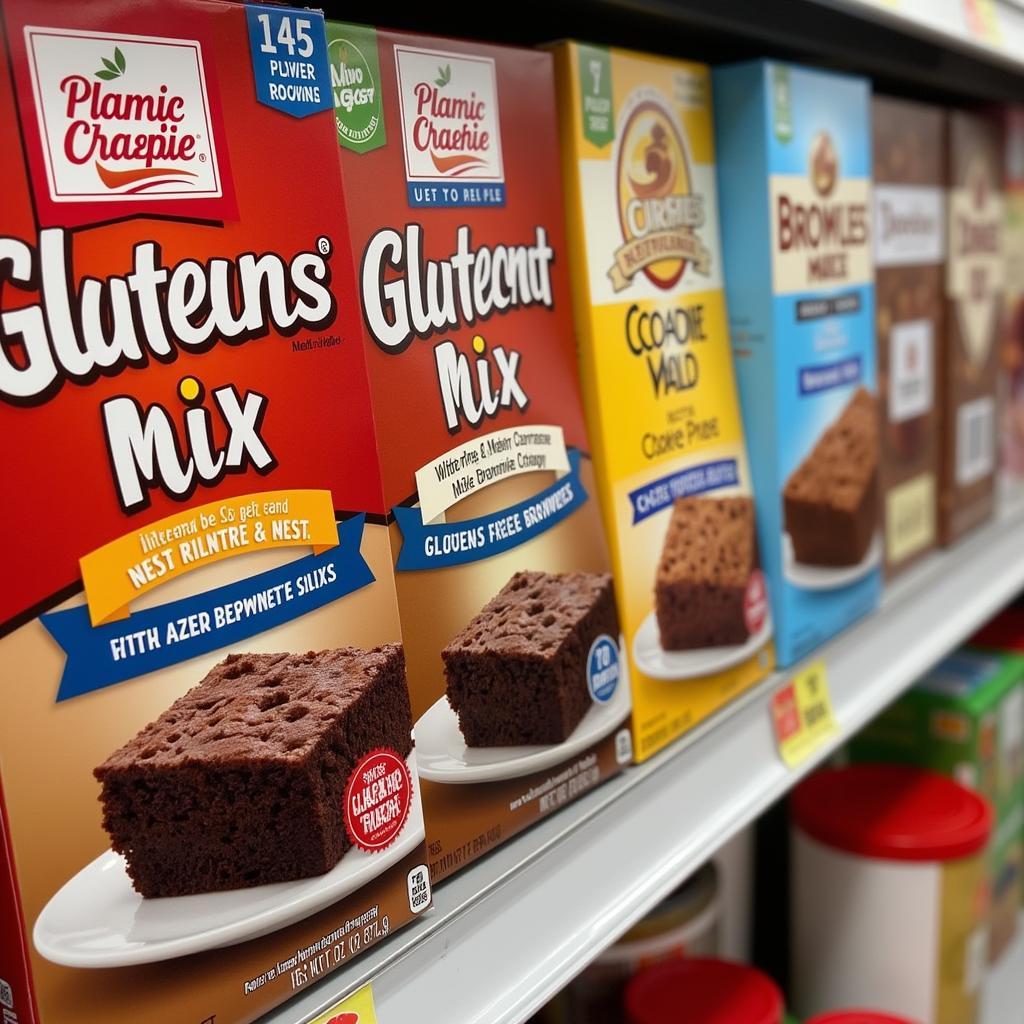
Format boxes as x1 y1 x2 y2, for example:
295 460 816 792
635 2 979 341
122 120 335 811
941 110 1004 543
0 2 429 1022
327 23 630 882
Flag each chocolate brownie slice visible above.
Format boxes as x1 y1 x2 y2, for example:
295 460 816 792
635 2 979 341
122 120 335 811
94 646 412 898
655 496 757 651
784 387 879 567
442 571 618 747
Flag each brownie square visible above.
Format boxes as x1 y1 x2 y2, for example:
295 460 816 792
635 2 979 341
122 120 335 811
442 571 618 747
94 646 412 898
655 496 757 651
784 387 879 567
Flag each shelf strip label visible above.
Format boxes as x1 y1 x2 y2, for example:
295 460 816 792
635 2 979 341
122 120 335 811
771 659 838 768
309 983 378 1024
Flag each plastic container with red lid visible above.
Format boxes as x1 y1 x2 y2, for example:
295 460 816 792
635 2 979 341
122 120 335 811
791 765 992 1023
806 1013 921 1024
791 762 993 861
624 957 783 1024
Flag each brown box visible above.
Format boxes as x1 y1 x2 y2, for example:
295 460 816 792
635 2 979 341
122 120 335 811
941 110 1004 544
872 97 945 576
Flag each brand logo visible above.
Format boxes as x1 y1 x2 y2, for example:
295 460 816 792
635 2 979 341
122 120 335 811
609 91 708 293
327 25 385 154
394 46 505 207
810 132 838 197
948 155 1004 366
771 131 870 291
25 26 223 204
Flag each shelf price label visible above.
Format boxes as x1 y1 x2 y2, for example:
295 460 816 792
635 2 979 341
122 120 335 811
310 983 378 1024
771 659 837 768
964 0 1004 45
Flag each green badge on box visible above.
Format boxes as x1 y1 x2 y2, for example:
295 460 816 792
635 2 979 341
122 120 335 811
771 63 792 143
326 22 385 153
578 44 613 149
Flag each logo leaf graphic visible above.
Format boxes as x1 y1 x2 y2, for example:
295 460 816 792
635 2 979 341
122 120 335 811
434 63 451 87
95 48 125 81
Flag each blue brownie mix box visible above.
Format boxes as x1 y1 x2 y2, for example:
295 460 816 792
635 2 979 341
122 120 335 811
713 62 881 667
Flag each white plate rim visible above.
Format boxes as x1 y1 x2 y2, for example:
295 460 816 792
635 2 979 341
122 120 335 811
33 752 424 969
630 608 774 681
414 669 632 785
783 531 882 591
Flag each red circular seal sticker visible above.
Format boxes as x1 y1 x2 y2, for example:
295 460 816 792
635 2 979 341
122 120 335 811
744 569 768 636
327 1015 359 1024
343 748 412 853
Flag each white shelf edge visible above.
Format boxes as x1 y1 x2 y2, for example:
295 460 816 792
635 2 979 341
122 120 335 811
815 0 1024 73
263 503 1024 1024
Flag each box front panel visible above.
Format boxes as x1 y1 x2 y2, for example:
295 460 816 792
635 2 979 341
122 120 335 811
330 24 627 879
0 3 428 1021
557 44 773 762
941 111 1003 544
873 97 944 577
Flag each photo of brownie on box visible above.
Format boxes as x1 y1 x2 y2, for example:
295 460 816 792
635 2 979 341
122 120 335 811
94 646 413 899
783 387 879 567
654 496 758 651
442 570 618 747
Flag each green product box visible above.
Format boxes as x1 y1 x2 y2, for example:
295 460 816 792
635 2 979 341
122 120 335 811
850 647 1024 962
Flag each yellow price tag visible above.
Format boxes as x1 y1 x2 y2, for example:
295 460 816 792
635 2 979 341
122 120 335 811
965 0 1003 45
771 659 837 768
309 983 378 1024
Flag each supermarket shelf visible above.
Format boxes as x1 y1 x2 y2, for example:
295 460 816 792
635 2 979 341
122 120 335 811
335 0 1024 102
981 912 1024 1024
264 505 1024 1024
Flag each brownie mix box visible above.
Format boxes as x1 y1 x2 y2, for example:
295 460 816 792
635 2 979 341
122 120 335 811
1000 107 1024 486
0 3 431 1022
713 62 881 667
326 24 629 881
872 96 944 577
940 110 1004 543
550 43 774 762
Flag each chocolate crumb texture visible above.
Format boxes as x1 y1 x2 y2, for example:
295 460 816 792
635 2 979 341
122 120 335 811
94 646 413 898
442 570 619 747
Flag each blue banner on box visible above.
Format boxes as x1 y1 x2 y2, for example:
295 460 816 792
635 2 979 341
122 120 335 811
394 449 586 570
798 356 862 396
245 4 332 118
43 517 373 702
628 458 740 524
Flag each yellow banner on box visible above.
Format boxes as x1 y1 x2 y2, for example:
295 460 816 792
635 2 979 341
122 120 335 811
309 983 378 1024
80 489 338 626
771 659 838 768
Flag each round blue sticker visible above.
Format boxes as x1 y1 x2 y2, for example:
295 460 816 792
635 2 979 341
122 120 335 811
587 634 620 704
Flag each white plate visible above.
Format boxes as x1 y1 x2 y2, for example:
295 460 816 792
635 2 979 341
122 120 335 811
631 608 774 681
33 752 425 969
415 662 632 785
783 531 882 591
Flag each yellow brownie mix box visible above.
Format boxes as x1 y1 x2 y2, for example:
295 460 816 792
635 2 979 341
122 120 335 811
327 24 630 880
551 43 774 762
0 2 430 1022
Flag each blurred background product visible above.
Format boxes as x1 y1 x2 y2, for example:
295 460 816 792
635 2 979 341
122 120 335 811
791 764 993 1023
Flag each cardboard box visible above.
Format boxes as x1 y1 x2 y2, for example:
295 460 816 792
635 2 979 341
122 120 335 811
1000 107 1024 483
550 42 773 762
0 3 430 1022
327 23 629 882
850 648 1024 962
872 96 944 577
712 62 881 667
940 110 1004 543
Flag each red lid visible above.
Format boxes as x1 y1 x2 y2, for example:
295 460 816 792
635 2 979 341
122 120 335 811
973 608 1024 651
624 958 783 1024
806 1013 920 1024
792 765 992 862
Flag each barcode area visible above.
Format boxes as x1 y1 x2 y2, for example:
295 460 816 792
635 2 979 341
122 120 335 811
956 397 995 486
